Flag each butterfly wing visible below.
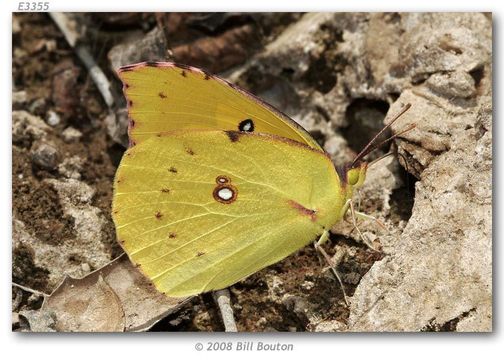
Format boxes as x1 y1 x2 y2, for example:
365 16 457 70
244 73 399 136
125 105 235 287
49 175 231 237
112 130 343 297
117 62 322 150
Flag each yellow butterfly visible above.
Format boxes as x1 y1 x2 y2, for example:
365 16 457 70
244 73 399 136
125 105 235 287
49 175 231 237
112 62 410 298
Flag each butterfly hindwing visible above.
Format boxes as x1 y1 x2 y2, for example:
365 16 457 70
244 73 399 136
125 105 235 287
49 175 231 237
112 130 342 297
117 62 322 150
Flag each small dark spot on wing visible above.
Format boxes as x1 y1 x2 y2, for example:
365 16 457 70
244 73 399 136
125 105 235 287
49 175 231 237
155 211 163 219
158 92 167 99
287 200 317 222
225 130 242 142
161 188 170 193
181 70 187 77
169 232 177 238
169 167 178 173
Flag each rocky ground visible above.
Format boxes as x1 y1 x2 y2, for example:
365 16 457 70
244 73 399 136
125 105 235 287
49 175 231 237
12 12 492 332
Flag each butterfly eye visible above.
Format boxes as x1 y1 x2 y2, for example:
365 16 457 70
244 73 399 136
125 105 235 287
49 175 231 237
347 168 360 186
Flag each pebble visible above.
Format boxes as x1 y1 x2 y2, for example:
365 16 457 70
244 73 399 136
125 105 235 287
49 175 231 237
46 110 61 127
12 91 27 105
81 263 91 272
62 127 83 143
300 280 315 291
28 98 46 114
12 312 20 327
313 319 345 332
31 143 59 170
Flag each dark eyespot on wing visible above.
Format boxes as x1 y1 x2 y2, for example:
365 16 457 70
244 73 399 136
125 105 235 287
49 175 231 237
238 119 255 132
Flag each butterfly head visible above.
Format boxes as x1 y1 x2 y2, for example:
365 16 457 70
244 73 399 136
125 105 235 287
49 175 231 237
346 161 368 189
337 162 368 196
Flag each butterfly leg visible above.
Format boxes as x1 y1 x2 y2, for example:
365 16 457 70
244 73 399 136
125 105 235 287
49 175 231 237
348 200 380 252
354 210 388 232
314 231 349 305
355 188 391 234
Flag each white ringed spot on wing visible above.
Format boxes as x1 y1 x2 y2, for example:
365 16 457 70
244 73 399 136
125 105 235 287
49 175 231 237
213 183 238 204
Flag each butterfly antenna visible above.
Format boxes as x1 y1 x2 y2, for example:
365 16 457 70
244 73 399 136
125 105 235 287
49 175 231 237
368 152 394 167
395 151 414 195
350 103 412 168
361 123 416 161
370 149 414 197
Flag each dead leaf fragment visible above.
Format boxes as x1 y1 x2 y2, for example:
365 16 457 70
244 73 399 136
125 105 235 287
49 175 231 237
43 275 125 332
41 255 189 332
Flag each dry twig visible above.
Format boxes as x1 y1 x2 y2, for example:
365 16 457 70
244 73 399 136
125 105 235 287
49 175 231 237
213 289 238 332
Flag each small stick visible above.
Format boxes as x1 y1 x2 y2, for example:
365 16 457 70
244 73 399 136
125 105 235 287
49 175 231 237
49 13 115 109
12 282 48 297
212 289 238 332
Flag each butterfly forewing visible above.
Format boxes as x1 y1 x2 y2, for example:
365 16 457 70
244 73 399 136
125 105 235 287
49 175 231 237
118 62 322 150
